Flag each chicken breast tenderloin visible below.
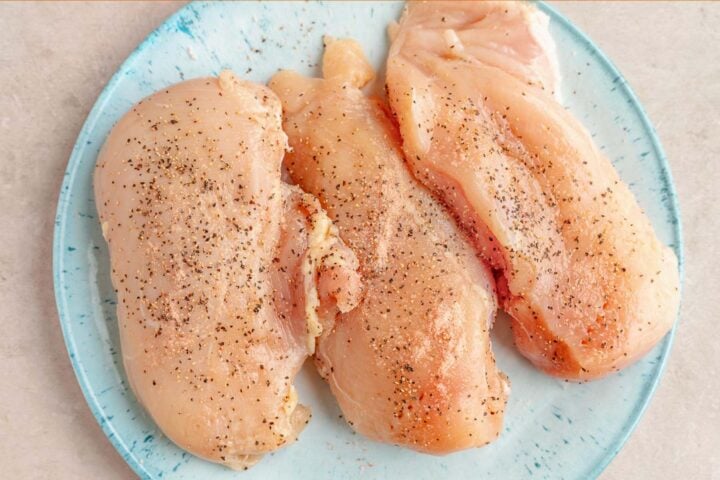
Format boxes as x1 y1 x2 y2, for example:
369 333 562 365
386 1 680 380
270 37 508 454
94 72 361 469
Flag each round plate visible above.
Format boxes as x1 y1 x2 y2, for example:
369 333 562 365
53 2 683 479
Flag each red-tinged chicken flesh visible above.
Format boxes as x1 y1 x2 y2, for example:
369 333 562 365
269 37 508 454
386 1 680 380
94 72 361 469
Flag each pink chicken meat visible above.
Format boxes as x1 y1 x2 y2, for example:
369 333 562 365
386 1 680 380
270 38 508 454
94 72 361 469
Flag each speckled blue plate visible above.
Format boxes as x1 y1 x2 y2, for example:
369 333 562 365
53 2 683 479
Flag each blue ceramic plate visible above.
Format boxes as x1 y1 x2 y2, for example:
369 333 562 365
53 2 682 479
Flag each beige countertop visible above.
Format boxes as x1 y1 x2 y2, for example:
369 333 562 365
0 2 717 479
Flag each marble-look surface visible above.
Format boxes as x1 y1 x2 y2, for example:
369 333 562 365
0 2 717 479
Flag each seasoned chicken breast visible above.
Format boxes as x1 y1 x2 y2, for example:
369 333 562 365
386 1 680 380
94 72 361 469
270 37 508 454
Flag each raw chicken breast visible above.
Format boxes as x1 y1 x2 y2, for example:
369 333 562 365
386 1 680 380
94 72 361 469
270 37 508 453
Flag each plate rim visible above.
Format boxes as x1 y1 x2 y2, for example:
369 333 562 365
52 2 684 479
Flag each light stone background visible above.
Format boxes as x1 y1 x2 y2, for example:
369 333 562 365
0 2 717 479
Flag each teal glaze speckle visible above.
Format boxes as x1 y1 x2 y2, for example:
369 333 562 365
53 2 683 479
